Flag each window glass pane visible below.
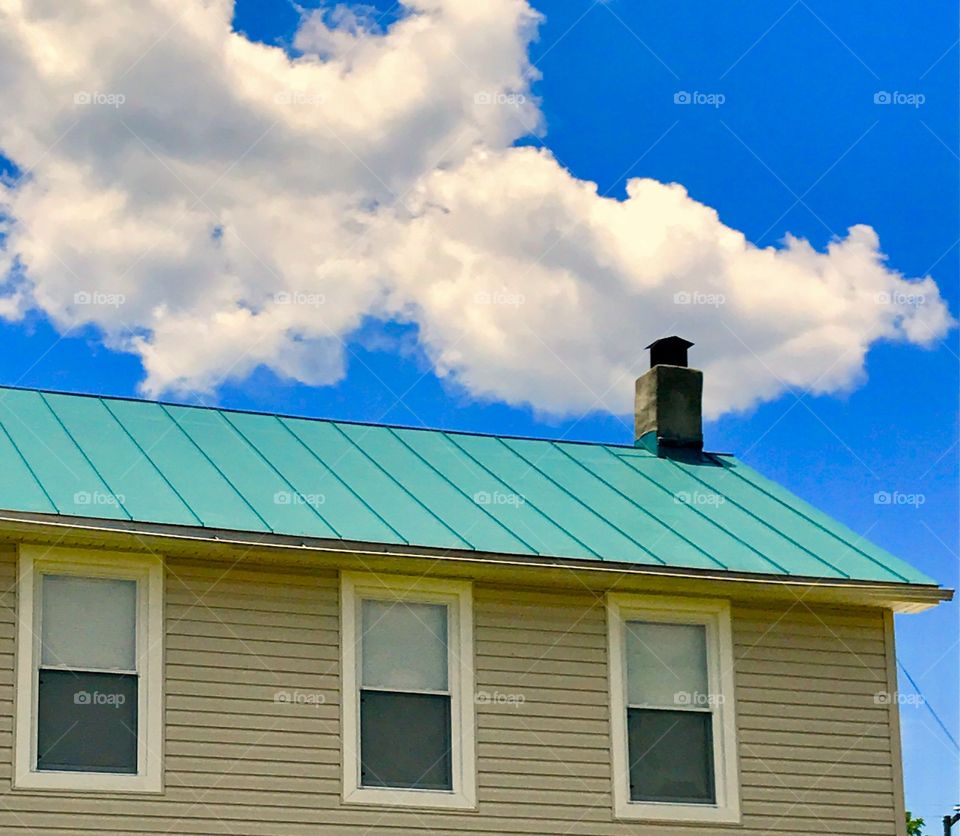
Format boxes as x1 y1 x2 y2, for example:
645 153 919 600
41 575 137 671
360 689 452 790
37 670 138 774
361 599 448 691
626 621 707 707
627 708 715 804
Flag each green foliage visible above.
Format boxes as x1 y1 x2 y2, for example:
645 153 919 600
906 811 925 836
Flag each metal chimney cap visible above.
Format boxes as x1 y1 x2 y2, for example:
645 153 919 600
645 336 694 369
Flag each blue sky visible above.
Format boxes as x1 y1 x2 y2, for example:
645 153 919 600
1 0 958 823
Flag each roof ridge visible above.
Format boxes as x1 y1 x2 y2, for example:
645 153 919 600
0 383 641 450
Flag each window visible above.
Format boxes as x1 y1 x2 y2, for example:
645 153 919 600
15 547 164 792
341 572 475 809
607 594 739 824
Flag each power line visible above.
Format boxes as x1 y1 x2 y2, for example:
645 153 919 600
898 660 959 751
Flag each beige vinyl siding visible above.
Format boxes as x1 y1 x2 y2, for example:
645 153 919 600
0 548 904 834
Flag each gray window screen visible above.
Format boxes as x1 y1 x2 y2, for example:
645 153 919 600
37 670 138 773
360 690 451 789
627 708 714 803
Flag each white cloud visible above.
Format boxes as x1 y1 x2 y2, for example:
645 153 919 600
0 0 952 418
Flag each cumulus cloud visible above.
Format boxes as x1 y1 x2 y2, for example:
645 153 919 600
0 0 952 417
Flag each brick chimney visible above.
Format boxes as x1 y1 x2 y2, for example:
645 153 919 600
635 336 703 454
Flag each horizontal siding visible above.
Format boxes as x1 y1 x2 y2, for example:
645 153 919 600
0 550 901 834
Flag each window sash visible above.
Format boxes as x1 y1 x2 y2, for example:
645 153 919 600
39 664 139 675
357 683 450 697
624 620 709 709
37 574 140 679
39 574 138 671
359 597 450 695
34 567 143 676
627 702 712 712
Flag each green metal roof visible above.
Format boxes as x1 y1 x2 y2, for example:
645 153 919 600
0 385 934 585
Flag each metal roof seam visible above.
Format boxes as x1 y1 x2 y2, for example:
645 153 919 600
548 442 679 567
659 451 852 581
38 392 134 522
98 398 205 528
503 437 667 565
441 432 603 559
384 427 540 556
708 454 912 584
274 417 409 546
217 411 343 539
157 404 272 532
610 452 791 575
0 419 59 514
588 444 730 572
0 394 84 482
327 422 475 551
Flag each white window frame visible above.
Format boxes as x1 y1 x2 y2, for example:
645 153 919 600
14 546 164 793
340 571 476 809
607 593 740 824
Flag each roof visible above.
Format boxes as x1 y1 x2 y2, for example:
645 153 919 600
0 385 935 586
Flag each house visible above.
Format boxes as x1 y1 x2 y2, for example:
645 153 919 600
0 337 949 834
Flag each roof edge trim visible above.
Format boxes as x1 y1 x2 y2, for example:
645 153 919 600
0 511 950 613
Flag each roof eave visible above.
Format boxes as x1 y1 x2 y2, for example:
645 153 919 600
0 511 950 613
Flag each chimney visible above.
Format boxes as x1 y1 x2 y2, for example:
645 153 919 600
635 336 703 455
